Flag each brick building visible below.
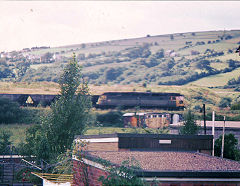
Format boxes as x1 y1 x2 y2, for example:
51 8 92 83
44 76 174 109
72 133 240 185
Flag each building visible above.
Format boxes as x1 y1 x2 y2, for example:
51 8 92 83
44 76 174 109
71 133 240 185
123 113 181 128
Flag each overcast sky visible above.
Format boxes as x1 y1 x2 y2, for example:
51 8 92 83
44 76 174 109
1 1 240 52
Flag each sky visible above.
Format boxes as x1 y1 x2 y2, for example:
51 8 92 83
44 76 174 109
1 1 240 52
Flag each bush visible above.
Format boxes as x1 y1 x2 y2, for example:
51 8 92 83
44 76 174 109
0 98 22 124
0 129 12 154
219 97 232 108
180 109 200 135
96 111 123 127
19 107 48 124
215 133 240 160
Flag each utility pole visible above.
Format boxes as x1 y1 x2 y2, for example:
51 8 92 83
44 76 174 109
221 116 226 158
203 104 206 134
212 111 215 156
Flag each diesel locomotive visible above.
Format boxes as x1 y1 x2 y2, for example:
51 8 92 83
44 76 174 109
96 92 184 110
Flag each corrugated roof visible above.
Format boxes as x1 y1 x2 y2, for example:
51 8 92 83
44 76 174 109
31 172 73 183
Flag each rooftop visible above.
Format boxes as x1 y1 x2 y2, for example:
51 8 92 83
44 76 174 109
86 151 240 172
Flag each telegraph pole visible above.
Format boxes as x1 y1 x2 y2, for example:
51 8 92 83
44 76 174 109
221 116 226 158
212 111 215 156
203 104 206 134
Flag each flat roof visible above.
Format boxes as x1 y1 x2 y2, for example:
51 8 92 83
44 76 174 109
75 133 213 140
83 151 240 177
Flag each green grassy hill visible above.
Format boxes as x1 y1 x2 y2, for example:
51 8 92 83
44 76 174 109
1 30 240 87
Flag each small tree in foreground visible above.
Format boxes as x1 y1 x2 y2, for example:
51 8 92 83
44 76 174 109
21 53 93 161
42 53 92 156
180 109 199 135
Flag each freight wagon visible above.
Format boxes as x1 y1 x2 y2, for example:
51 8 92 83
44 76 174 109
96 92 184 110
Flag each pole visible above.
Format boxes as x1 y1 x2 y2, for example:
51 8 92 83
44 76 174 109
221 116 226 158
212 111 215 156
203 104 206 134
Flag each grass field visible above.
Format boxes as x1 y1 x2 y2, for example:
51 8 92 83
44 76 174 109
0 124 169 147
83 127 169 135
189 67 240 87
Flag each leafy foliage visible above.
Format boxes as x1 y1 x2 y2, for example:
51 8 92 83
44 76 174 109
0 98 22 124
15 167 42 184
0 129 12 154
98 157 147 186
96 111 123 127
214 133 240 160
180 109 200 135
20 54 93 161
218 97 232 108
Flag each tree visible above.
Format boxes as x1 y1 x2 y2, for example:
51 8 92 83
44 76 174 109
43 53 92 155
180 109 199 135
214 133 240 160
22 54 93 160
0 129 12 154
0 97 22 124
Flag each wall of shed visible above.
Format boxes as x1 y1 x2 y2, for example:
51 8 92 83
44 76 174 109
84 142 118 151
145 117 169 128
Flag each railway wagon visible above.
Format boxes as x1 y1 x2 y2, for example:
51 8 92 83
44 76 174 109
0 93 57 106
0 93 99 107
96 92 184 110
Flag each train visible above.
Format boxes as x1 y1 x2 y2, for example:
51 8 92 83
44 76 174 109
0 92 184 110
96 92 184 110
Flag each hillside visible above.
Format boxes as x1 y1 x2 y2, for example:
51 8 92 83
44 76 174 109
1 30 240 87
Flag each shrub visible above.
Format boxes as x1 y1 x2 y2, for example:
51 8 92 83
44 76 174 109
180 109 200 135
215 134 240 160
219 97 232 108
96 111 123 127
0 98 22 124
19 107 47 124
0 129 12 154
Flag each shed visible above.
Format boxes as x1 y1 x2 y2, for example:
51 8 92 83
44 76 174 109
123 112 180 128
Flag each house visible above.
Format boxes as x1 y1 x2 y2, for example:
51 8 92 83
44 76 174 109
71 133 240 185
